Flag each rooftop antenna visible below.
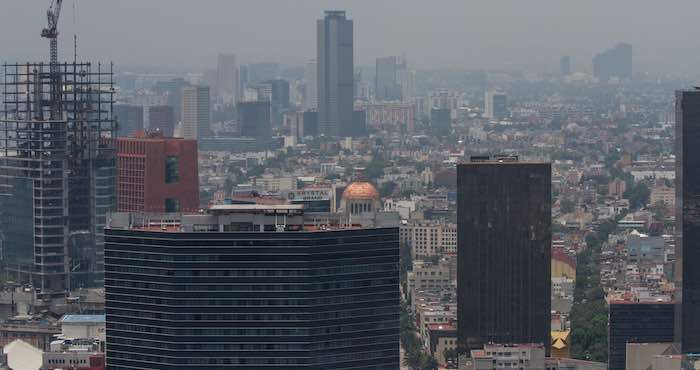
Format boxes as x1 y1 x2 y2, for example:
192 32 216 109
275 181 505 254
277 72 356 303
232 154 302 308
72 0 78 63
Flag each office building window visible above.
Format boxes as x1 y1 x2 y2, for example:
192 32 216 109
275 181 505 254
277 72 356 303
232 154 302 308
165 156 179 184
165 198 180 212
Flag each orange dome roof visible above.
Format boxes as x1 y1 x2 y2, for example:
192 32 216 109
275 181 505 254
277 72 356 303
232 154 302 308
342 182 379 200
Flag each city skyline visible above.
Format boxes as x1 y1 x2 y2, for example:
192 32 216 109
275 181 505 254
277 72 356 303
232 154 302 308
0 1 697 369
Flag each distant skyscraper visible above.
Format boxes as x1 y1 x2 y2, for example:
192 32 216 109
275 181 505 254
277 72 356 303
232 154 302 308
560 55 571 76
147 105 174 137
238 101 272 140
352 109 367 137
247 62 279 86
317 10 354 137
593 43 632 82
457 157 551 354
258 79 290 126
430 108 451 136
181 86 210 139
303 110 319 137
114 104 144 137
484 91 508 119
105 205 399 369
155 78 188 124
216 53 239 104
238 64 249 97
115 133 199 213
375 56 401 101
675 89 700 353
608 301 675 370
353 70 363 100
304 59 318 110
396 57 416 102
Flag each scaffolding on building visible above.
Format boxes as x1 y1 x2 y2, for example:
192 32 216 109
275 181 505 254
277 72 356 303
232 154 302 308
0 62 115 298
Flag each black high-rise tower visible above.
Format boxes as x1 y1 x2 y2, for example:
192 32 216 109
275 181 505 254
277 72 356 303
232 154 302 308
675 89 700 353
317 11 353 137
457 156 551 354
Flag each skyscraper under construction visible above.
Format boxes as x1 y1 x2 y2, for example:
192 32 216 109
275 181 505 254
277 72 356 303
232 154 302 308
0 61 116 297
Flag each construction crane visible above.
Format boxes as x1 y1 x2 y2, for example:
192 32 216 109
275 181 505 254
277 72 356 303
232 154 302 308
41 0 63 66
41 0 63 118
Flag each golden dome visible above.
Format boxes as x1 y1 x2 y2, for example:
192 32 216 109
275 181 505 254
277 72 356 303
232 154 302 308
342 182 379 200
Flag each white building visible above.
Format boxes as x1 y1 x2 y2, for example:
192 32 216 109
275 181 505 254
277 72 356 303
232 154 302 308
59 315 105 343
4 339 42 370
464 344 545 370
3 315 107 370
407 260 454 300
459 343 607 370
484 91 508 119
216 53 239 104
400 220 457 258
253 175 296 193
384 199 416 220
43 338 104 370
304 59 317 110
650 186 675 208
181 86 211 139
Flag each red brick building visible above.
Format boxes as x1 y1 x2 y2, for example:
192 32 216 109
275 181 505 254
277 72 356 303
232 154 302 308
115 132 199 213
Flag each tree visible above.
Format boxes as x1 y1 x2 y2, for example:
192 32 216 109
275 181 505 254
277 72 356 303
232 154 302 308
560 198 576 214
402 349 424 370
400 302 438 369
649 201 667 222
400 242 413 282
380 181 398 198
364 156 387 180
570 220 615 362
424 355 439 370
624 182 650 210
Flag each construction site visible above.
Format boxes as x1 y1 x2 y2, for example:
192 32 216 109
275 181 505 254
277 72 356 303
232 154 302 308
0 0 116 299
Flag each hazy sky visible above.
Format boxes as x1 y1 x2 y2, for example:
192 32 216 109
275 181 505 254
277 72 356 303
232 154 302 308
2 0 699 75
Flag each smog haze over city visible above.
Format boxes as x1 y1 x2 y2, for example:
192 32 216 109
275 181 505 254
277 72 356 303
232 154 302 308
2 0 700 76
0 1 700 370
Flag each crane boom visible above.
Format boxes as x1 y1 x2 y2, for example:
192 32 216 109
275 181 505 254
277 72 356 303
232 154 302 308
41 0 63 64
41 0 62 38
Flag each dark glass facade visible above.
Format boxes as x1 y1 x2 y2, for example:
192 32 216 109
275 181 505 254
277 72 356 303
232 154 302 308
430 108 451 137
608 302 675 370
148 105 175 137
114 104 144 137
238 101 272 140
317 11 353 137
303 110 319 137
675 89 700 353
457 159 551 354
375 56 401 102
264 79 290 126
351 110 367 138
105 228 399 369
